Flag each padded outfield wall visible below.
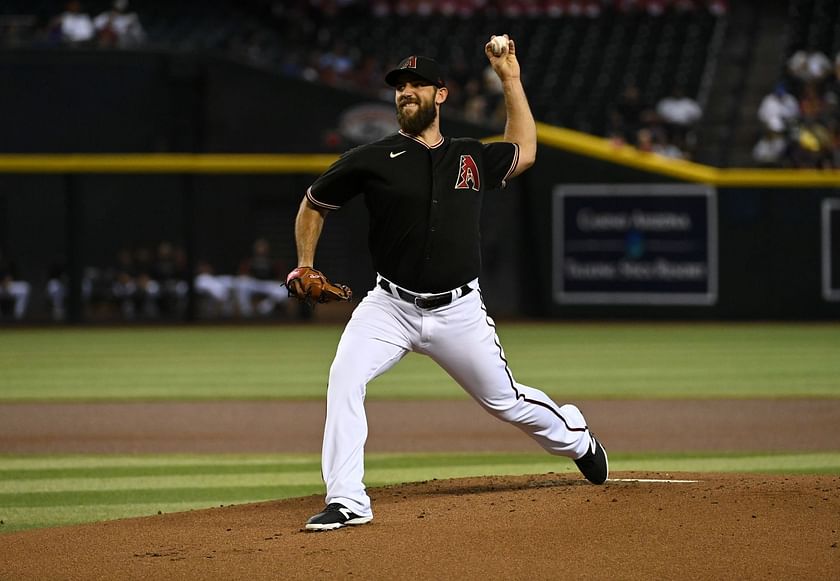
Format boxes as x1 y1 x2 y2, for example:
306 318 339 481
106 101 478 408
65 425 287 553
525 127 840 319
1 50 838 320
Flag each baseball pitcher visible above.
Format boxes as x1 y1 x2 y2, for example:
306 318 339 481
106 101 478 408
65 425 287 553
288 35 609 531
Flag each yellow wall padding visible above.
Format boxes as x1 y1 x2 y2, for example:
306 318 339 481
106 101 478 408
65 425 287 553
0 154 337 174
535 123 840 188
1 124 839 188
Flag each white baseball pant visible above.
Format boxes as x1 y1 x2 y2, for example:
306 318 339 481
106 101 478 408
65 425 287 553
320 277 594 517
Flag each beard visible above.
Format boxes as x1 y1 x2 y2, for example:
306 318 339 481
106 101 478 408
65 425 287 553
396 97 437 135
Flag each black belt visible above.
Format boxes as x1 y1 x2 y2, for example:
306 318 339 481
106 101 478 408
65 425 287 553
378 278 473 309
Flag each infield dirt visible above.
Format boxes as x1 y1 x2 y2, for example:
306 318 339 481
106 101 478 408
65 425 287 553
0 399 839 579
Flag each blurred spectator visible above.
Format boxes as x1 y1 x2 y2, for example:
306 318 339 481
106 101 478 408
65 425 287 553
757 82 799 134
81 266 113 317
752 61 840 168
752 127 789 167
133 246 161 318
45 261 68 321
3 0 728 155
642 0 669 17
50 1 94 45
0 248 30 321
787 45 832 87
607 83 657 146
823 53 840 119
44 260 98 321
635 126 655 152
798 81 829 123
317 40 356 87
655 86 702 154
829 119 840 168
636 126 685 159
111 248 138 319
236 238 289 317
789 120 834 169
462 78 489 125
152 241 188 317
112 247 160 319
0 14 37 48
706 0 728 16
480 63 506 128
194 260 235 317
93 0 145 48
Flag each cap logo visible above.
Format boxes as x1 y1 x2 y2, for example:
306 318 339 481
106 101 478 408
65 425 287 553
402 56 417 70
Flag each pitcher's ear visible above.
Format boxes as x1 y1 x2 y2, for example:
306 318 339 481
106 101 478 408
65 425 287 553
436 86 449 104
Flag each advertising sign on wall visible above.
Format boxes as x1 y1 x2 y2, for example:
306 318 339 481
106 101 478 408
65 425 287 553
823 198 840 302
553 184 717 305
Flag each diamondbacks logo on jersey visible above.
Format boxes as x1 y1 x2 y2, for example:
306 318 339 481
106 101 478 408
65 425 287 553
454 155 480 191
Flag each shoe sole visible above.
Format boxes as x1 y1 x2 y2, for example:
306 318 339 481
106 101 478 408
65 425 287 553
305 516 372 531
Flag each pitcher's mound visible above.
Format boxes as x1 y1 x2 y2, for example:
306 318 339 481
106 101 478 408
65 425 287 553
1 472 838 580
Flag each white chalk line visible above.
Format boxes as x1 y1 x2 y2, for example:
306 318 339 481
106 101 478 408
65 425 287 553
610 478 700 483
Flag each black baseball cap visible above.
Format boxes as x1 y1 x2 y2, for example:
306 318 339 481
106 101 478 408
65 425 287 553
384 55 446 88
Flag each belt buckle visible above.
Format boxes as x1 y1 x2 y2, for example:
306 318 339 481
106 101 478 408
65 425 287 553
414 295 440 311
415 294 448 309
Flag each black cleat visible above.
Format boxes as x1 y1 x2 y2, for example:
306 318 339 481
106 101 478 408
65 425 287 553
574 433 609 484
305 503 373 531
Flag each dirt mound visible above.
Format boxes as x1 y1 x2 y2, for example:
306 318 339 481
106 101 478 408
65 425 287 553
1 472 837 580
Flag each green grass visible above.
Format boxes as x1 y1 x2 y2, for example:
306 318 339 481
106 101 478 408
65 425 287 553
1 323 837 534
1 323 839 400
1 451 838 534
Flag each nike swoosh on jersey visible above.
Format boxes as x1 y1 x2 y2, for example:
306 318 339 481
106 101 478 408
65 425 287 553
389 151 407 158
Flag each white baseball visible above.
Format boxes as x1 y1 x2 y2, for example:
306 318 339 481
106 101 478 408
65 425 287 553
490 35 507 57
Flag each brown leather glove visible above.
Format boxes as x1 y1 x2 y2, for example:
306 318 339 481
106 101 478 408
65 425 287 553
285 267 352 304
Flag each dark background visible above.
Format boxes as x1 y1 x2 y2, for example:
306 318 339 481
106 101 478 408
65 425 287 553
1 50 838 321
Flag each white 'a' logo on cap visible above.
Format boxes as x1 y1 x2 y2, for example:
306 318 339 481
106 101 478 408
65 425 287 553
402 56 417 69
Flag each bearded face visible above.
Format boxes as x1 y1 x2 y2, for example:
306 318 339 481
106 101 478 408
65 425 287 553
396 89 438 135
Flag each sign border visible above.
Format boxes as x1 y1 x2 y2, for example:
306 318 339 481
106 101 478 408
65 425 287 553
822 198 840 302
553 184 718 306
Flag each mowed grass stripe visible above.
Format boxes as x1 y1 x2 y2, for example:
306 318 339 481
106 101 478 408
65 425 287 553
3 453 839 505
2 452 839 534
3 452 839 484
0 454 317 470
0 452 556 481
0 461 582 497
0 484 322 508
2 324 839 400
2 501 254 532
612 452 840 474
0 462 323 481
0 472 324 494
0 327 338 400
0 468 518 506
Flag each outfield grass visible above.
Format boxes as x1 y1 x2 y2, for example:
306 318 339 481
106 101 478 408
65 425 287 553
2 451 839 534
2 323 838 534
1 323 839 400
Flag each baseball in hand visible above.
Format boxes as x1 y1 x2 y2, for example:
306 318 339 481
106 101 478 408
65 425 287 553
490 35 508 57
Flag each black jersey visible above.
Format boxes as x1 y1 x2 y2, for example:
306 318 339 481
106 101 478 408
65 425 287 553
307 130 519 293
